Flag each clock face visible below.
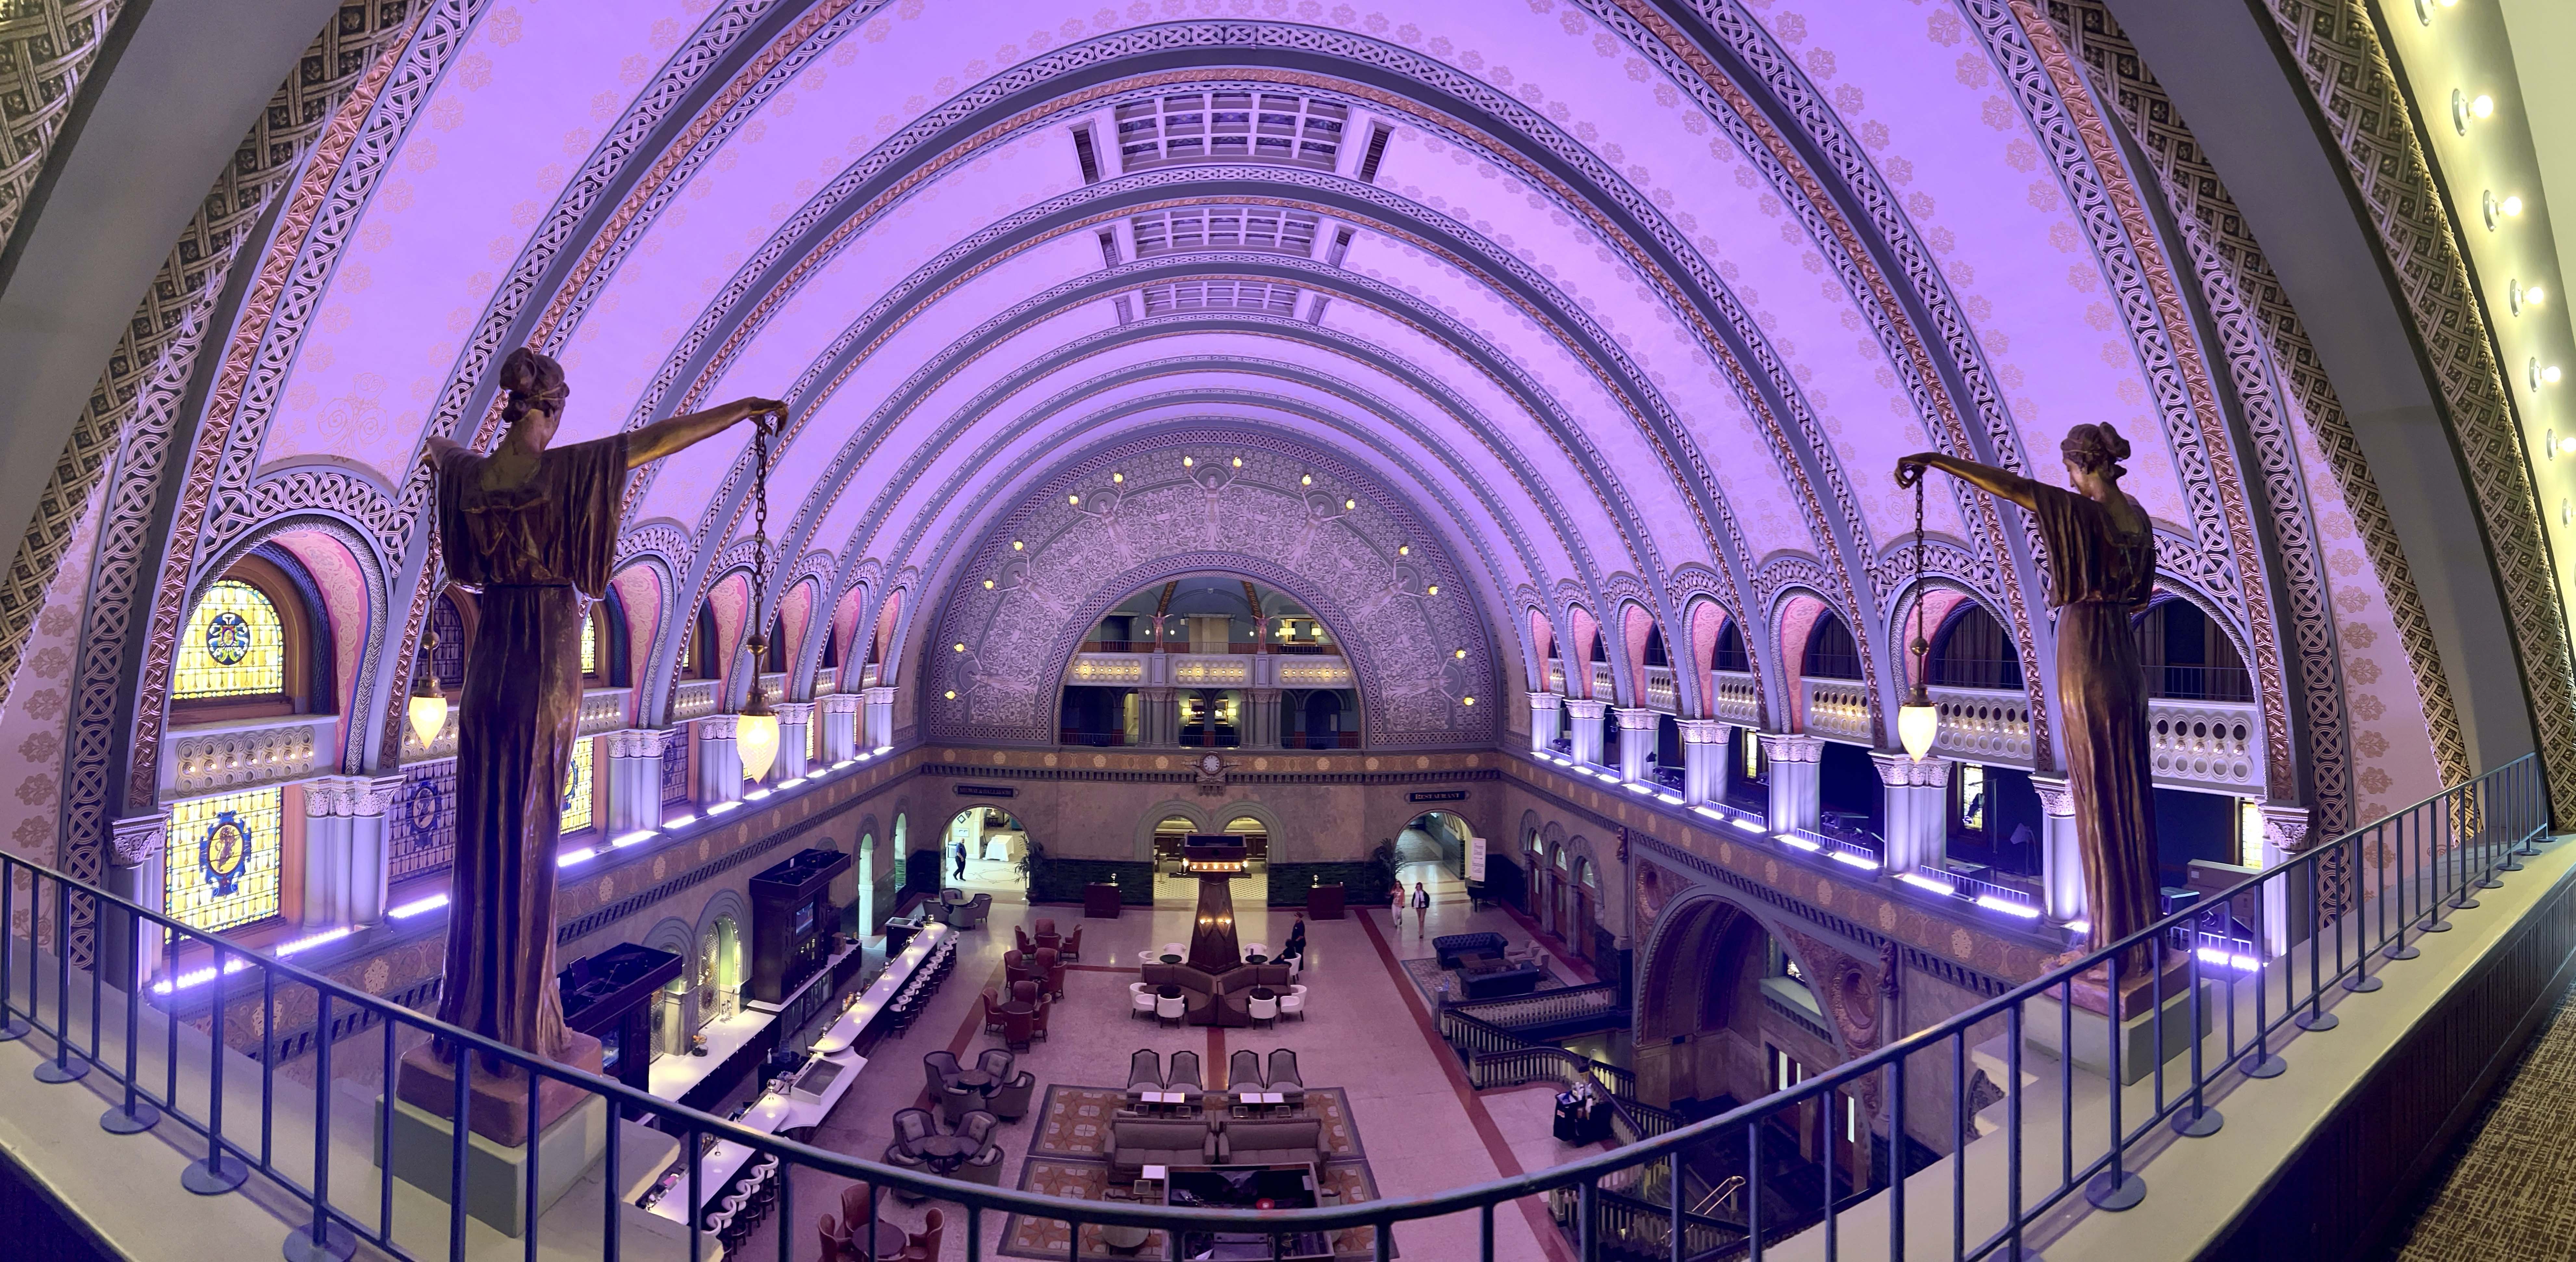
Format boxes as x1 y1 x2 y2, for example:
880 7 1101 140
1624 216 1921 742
1200 754 1223 773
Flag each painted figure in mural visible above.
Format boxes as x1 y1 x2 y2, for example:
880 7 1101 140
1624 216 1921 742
426 346 783 1060
1897 423 2159 970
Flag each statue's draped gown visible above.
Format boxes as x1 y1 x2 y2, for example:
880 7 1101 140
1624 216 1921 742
2024 480 2160 963
432 433 629 1058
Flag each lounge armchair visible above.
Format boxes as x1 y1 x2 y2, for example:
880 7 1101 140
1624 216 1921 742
1035 946 1065 999
981 988 1005 1035
1029 994 1052 1041
976 1048 1015 1081
922 1051 962 1101
1126 1050 1163 1105
882 1142 930 1200
1015 926 1037 955
937 1079 980 1126
988 1070 1036 1121
957 1141 1006 1187
1166 1049 1203 1092
1265 1049 1306 1108
899 1208 945 1262
967 892 992 927
839 1181 880 1230
955 1109 999 1153
943 900 975 929
1279 984 1307 1022
1464 962 1547 1000
1059 924 1083 960
1229 1049 1265 1097
1034 917 1061 953
1503 940 1547 967
1129 982 1157 1020
1001 1007 1033 1051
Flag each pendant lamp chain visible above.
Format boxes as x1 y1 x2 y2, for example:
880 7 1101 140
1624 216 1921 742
1896 470 1940 761
736 413 784 782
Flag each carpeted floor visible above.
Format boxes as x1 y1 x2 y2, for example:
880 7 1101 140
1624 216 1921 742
1004 1085 1384 1260
1397 953 1564 1009
2384 983 2576 1258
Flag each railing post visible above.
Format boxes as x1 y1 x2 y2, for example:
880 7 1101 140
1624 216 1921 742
2084 947 2145 1210
36 874 87 1083
2172 925 2221 1138
100 876 158 1132
2296 857 2337 1033
0 856 26 1041
286 989 353 1262
183 936 246 1193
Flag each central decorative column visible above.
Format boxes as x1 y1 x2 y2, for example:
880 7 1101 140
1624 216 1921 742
1871 751 1954 875
1183 839 1245 971
817 693 860 763
772 702 814 781
1613 707 1658 783
1138 686 1180 747
694 713 743 807
605 729 669 833
1564 697 1608 766
301 774 401 928
1759 732 1824 834
1528 691 1563 752
2028 774 2085 923
1677 718 1729 806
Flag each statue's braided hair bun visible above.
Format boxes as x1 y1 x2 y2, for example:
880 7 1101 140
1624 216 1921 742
497 346 568 426
2061 422 2131 478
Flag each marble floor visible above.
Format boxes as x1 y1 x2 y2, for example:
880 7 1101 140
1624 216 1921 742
728 854 1611 1262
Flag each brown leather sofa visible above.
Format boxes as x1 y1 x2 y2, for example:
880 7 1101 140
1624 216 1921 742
1217 1117 1326 1168
1105 1117 1219 1181
1138 961 1296 1026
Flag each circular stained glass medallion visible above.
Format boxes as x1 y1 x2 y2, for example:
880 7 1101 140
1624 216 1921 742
204 609 254 666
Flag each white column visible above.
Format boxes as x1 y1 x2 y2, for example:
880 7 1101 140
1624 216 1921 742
1247 687 1281 748
2028 774 2086 924
1528 691 1563 752
861 685 896 751
606 729 670 833
1871 752 1954 875
106 814 168 988
351 775 398 924
1564 697 1607 766
1614 707 1658 783
1677 719 1729 806
818 693 861 762
2256 803 2312 958
301 778 356 929
694 714 743 808
1759 732 1823 835
774 702 814 781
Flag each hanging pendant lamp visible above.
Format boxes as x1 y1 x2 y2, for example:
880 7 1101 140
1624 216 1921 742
1897 471 1940 761
407 628 449 749
736 412 783 782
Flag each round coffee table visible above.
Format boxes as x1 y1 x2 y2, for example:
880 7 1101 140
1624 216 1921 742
844 1219 909 1259
951 1069 993 1093
915 1135 977 1172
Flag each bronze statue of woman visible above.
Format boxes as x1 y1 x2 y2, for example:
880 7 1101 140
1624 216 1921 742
426 347 782 1063
1898 424 2159 969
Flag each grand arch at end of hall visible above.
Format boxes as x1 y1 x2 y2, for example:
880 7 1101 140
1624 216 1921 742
920 428 1499 749
1129 797 1294 863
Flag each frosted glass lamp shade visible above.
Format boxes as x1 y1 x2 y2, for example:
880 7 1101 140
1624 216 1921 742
737 712 781 783
1897 695 1939 762
406 693 448 749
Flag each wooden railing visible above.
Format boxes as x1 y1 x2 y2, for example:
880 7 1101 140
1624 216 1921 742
1446 981 1627 1032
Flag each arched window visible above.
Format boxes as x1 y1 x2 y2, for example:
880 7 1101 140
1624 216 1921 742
2135 598 2252 701
1802 613 1863 680
177 579 287 702
580 608 599 678
764 613 787 673
686 602 719 679
1713 620 1750 673
1928 603 2023 689
1642 625 1668 668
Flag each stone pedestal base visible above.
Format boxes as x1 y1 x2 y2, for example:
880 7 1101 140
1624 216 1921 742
2026 973 2211 1086
376 1089 607 1235
394 1031 602 1147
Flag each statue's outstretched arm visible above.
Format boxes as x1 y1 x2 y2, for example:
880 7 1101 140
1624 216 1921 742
626 396 785 469
1895 451 2042 511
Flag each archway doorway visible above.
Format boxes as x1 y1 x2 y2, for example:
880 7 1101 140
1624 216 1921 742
945 805 1028 889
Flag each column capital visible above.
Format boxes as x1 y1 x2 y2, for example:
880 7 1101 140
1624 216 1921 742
302 774 379 818
1562 697 1608 720
860 686 897 704
2027 773 2077 817
695 713 738 741
1756 731 1824 763
773 701 815 722
1526 690 1564 712
820 692 863 715
109 814 168 867
1868 750 1953 788
2259 802 2313 855
608 727 675 758
1612 706 1660 730
1675 718 1727 743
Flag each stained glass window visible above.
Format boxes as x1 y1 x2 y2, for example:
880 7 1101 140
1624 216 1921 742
166 788 283 936
175 580 285 700
562 737 594 834
580 609 598 677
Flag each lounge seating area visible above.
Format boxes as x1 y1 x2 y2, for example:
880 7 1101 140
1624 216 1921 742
1135 954 1300 1027
1103 1048 1328 1181
1433 931 1553 998
815 1187 943 1262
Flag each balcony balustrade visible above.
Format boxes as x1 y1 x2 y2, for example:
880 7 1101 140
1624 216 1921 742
1712 670 1762 725
163 713 339 800
1062 651 1353 689
1801 677 1874 741
670 678 719 722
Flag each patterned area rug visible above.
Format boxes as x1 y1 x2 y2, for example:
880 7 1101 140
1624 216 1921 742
2390 985 2576 1258
1004 1086 1385 1260
1398 953 1563 1010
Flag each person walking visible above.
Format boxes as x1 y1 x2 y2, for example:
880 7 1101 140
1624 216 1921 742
1411 881 1432 937
951 836 968 880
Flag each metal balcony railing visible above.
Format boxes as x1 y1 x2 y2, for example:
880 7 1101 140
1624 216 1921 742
0 755 2543 1262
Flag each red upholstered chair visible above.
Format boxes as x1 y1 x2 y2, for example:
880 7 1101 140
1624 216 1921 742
1012 979 1039 1006
1005 950 1036 991
1035 947 1065 999
980 988 1005 1036
1059 925 1083 961
1014 926 1037 955
901 1208 945 1262
1002 1007 1034 1051
819 1212 849 1262
839 1181 877 1229
1028 994 1052 1041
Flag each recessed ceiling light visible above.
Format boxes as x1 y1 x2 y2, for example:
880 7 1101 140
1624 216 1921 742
1113 471 1124 483
1183 456 1194 467
982 579 995 589
1069 495 1080 505
1343 498 1356 509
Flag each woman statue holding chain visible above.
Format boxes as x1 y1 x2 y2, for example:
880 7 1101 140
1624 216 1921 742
1897 424 2159 970
425 347 782 1068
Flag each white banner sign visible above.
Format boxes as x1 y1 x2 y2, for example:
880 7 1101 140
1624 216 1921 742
1466 835 1488 884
